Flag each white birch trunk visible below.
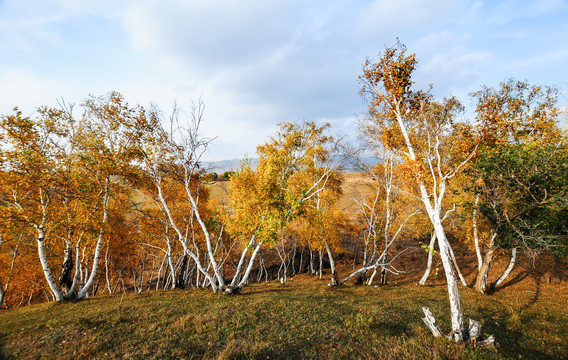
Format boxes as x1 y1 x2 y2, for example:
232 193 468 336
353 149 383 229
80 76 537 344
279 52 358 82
342 263 380 284
233 242 263 292
367 268 378 285
226 236 256 292
448 245 468 287
472 194 483 271
166 243 177 290
139 257 146 292
433 220 464 340
105 243 112 294
309 246 316 275
0 236 19 309
154 172 219 292
155 253 166 290
422 307 444 337
77 188 109 300
394 107 464 340
185 184 226 291
491 247 517 290
381 156 394 285
318 251 323 280
324 240 339 286
36 227 65 301
275 237 288 283
418 233 436 285
291 241 297 275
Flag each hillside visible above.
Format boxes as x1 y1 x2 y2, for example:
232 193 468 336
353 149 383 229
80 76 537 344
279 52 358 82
1 276 567 359
205 172 376 215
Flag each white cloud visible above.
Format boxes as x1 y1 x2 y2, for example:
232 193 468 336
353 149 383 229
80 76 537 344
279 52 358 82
1 0 567 160
122 0 300 71
355 0 460 39
0 67 82 115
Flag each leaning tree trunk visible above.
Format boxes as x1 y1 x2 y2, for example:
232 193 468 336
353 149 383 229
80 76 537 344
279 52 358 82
474 244 498 293
77 190 109 300
448 245 468 287
230 242 263 294
490 247 517 291
473 233 498 293
472 194 483 271
187 189 226 292
226 236 257 293
36 227 65 302
418 233 436 285
324 241 339 286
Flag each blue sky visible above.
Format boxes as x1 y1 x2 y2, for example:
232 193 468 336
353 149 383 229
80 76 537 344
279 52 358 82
1 0 567 160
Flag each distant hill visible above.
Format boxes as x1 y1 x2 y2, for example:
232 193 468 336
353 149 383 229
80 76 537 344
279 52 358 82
201 158 258 173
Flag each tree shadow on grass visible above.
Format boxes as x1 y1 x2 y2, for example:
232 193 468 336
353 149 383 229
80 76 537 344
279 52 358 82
489 271 530 293
490 271 541 312
471 304 555 360
372 320 411 337
0 334 13 360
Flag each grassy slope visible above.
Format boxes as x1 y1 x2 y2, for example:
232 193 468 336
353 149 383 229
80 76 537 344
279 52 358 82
3 175 566 359
1 277 567 359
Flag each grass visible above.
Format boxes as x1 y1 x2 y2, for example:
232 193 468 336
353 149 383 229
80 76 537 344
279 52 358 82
1 277 567 359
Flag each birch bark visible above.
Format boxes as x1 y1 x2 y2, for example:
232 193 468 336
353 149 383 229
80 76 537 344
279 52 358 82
418 233 436 285
491 247 517 290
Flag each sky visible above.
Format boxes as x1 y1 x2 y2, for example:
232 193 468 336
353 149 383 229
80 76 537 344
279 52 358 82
1 0 567 161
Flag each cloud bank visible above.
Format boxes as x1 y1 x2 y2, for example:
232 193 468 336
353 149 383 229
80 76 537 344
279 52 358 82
1 0 567 159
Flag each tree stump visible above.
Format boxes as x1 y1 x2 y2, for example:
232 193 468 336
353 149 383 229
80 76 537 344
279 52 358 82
421 307 443 337
422 307 497 348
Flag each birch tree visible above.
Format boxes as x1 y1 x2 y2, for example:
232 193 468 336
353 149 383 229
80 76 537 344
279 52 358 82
286 122 346 285
228 121 346 286
472 141 568 293
342 155 418 286
0 93 142 302
135 101 256 294
0 107 82 301
359 42 485 341
468 80 566 293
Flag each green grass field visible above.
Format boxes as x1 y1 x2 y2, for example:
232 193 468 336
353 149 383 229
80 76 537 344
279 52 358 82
1 276 567 359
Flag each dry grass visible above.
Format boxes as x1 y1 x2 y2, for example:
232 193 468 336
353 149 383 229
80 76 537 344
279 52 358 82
1 276 567 359
204 172 376 217
204 180 231 210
